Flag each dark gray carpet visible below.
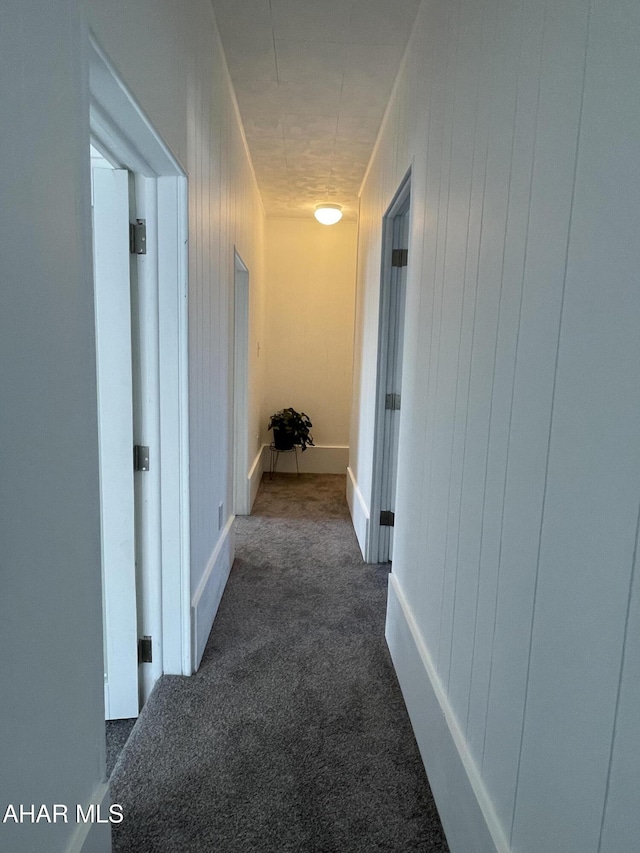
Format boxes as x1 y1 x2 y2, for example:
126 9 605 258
111 473 449 852
106 718 136 778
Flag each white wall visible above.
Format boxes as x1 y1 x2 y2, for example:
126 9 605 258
1 0 264 849
351 0 640 851
263 218 357 473
0 2 109 851
86 0 266 667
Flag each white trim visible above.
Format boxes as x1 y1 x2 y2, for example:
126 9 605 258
156 175 191 676
88 34 185 176
261 444 349 475
177 177 192 676
65 783 111 853
248 447 264 510
346 466 369 558
191 517 235 670
387 573 510 853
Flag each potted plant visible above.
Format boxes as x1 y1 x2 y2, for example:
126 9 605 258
268 408 314 452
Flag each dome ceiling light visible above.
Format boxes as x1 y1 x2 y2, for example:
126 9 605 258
314 204 343 225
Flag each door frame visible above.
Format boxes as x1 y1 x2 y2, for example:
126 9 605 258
89 34 192 683
232 250 251 515
368 170 411 563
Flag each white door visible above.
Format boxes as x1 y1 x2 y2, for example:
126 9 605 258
233 252 250 515
92 167 139 720
381 208 409 559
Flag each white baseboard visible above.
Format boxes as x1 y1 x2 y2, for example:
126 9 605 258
386 573 510 853
248 446 263 511
191 517 235 670
261 443 349 475
346 465 369 558
66 783 111 853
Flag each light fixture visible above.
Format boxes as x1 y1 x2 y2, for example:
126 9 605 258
314 203 343 225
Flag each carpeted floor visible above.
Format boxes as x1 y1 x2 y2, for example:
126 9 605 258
110 473 449 852
106 718 137 778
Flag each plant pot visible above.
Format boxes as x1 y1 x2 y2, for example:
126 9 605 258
273 428 295 451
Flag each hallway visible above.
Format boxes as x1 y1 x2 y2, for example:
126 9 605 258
110 474 448 852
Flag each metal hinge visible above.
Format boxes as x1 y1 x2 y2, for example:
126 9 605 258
385 393 401 411
133 445 150 472
380 510 395 527
391 248 408 267
129 219 147 255
138 636 153 664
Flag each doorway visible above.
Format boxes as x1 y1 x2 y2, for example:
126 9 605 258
368 173 411 563
89 34 192 723
233 251 251 515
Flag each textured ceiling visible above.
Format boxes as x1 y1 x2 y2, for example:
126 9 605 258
210 0 421 219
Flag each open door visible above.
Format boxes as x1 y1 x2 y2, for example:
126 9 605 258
369 174 411 563
92 165 139 720
380 207 409 560
233 251 250 515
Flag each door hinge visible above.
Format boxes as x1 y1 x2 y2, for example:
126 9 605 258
380 510 395 527
391 248 408 267
138 636 153 664
129 219 147 255
133 445 150 472
385 392 401 411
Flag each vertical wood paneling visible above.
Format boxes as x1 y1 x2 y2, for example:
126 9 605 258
421 0 463 658
436 0 497 682
404 0 456 640
449 0 521 723
353 0 640 848
465 0 545 760
421 0 486 679
511 0 640 846
481 0 590 833
183 0 265 595
186 20 203 579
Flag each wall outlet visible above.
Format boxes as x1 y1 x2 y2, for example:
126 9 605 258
218 502 224 530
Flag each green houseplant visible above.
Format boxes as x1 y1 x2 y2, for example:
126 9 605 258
268 408 314 452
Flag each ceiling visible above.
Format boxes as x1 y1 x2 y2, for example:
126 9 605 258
210 0 421 220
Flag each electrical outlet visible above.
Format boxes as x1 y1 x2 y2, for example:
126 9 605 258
218 502 224 530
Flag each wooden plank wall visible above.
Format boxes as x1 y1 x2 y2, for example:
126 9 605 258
352 0 640 849
183 2 265 598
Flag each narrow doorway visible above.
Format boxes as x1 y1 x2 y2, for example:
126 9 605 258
89 34 191 698
233 251 251 515
89 35 191 784
369 174 411 563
